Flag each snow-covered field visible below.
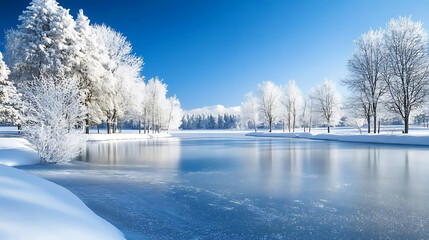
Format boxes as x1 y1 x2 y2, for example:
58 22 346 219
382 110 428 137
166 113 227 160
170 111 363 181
246 126 429 146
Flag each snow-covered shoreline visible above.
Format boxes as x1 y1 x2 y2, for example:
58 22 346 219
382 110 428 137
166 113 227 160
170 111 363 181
85 132 171 141
246 131 429 146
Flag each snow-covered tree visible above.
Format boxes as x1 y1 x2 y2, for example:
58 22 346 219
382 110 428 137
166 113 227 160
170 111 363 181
145 77 167 133
6 0 80 86
313 79 342 133
345 29 387 133
384 16 429 134
22 75 83 163
0 52 21 125
75 9 107 134
241 92 260 132
93 24 144 133
306 89 320 133
163 95 183 133
300 96 310 132
281 80 303 132
259 81 281 132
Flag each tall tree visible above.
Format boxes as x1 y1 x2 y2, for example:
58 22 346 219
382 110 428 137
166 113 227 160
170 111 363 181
384 16 429 134
75 10 106 134
6 0 80 86
93 24 144 133
282 80 303 132
145 77 167 133
345 29 387 133
0 52 21 125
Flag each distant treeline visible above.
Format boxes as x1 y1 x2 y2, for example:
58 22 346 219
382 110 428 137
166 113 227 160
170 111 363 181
180 114 240 129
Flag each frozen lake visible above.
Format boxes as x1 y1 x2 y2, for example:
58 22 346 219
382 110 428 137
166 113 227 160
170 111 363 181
21 131 429 239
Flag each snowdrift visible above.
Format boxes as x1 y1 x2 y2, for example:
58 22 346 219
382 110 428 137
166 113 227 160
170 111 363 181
0 165 125 240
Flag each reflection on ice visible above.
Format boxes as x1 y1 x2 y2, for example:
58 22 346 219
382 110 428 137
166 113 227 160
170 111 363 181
81 138 181 169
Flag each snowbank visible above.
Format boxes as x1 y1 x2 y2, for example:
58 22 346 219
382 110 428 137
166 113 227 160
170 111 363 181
0 138 38 166
0 164 124 240
246 131 429 146
86 132 171 141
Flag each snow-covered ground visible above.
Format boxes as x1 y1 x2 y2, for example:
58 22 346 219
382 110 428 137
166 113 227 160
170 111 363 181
246 126 429 146
0 164 124 240
0 127 38 166
0 126 125 240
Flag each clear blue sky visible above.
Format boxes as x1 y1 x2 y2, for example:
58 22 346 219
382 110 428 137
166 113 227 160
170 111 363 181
1 0 429 109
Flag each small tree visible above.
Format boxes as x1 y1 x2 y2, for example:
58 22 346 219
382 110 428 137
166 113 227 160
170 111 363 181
259 81 281 132
163 95 183 133
241 92 260 132
313 79 342 133
22 75 83 163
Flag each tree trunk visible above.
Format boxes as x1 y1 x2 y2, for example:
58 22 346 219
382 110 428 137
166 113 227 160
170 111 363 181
367 116 371 133
282 121 285 132
292 115 296 132
327 119 330 133
404 116 409 134
107 119 111 134
269 119 272 132
373 114 377 134
85 117 90 134
139 118 141 133
378 119 381 134
97 125 100 134
254 120 257 132
112 116 117 134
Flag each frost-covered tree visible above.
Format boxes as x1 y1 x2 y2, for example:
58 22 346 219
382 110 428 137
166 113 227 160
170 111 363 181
345 93 371 133
241 92 260 132
93 24 144 133
281 80 303 132
345 29 387 133
75 10 107 134
313 79 342 133
0 52 21 125
22 75 83 163
300 97 310 132
306 89 320 133
384 16 429 134
163 95 183 133
6 0 80 86
259 81 281 132
145 77 167 133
